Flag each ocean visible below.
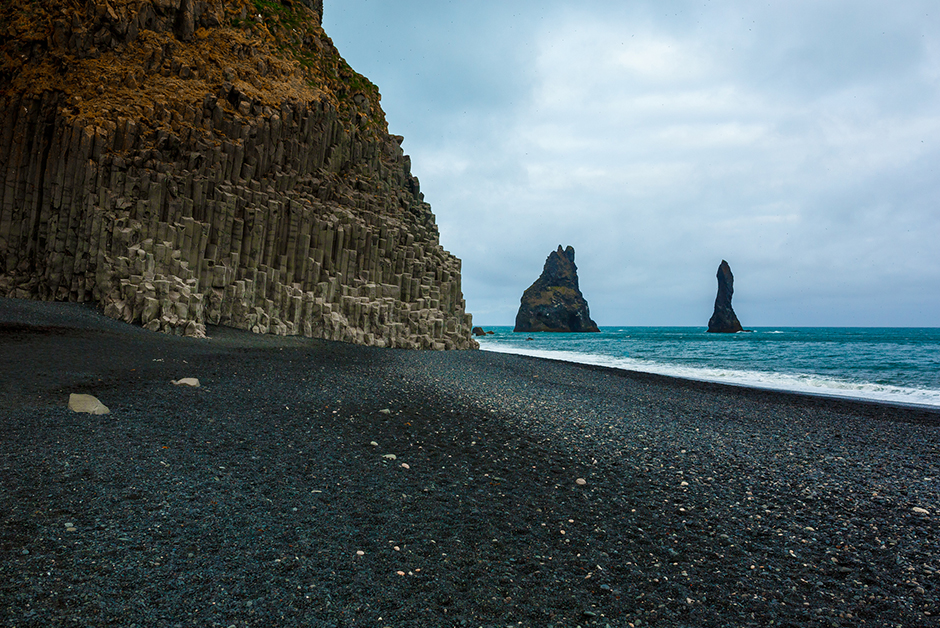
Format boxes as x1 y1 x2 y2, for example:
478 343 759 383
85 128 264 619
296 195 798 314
476 327 940 409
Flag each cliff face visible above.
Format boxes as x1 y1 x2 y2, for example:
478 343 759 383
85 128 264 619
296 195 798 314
707 260 743 333
514 245 599 333
0 0 477 349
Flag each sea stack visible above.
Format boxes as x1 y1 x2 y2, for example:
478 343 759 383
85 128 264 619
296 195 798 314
514 246 599 333
707 260 744 333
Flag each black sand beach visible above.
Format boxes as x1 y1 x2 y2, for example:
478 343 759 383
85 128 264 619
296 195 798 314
1 298 938 628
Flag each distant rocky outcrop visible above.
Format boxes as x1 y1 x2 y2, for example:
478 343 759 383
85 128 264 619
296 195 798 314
0 0 476 350
707 260 743 333
514 245 599 333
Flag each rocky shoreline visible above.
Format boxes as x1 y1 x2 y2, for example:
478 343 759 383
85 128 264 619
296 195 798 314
1 298 938 627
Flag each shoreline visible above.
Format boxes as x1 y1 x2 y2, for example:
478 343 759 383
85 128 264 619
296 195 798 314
481 344 940 419
2 298 938 627
477 329 940 412
5 297 938 416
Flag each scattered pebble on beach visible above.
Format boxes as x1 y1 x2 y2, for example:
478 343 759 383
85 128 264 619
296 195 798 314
4 300 939 628
67 393 109 415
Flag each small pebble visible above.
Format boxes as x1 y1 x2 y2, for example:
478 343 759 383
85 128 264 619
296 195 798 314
401 463 410 469
356 550 364 556
912 507 929 515
379 408 391 414
576 478 586 485
383 454 397 460
370 441 379 447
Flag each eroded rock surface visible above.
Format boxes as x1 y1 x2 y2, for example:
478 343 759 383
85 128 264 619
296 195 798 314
0 0 476 349
514 245 599 333
707 260 744 333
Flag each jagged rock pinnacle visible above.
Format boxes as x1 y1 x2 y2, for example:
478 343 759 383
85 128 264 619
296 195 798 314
514 245 599 333
707 260 744 333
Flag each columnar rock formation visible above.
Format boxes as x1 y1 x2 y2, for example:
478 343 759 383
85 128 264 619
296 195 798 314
707 260 744 333
514 245 599 333
0 0 477 349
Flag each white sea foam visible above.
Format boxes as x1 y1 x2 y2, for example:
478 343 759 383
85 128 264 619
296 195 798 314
480 344 940 408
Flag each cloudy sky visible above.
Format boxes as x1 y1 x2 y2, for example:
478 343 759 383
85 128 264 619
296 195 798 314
324 1 940 327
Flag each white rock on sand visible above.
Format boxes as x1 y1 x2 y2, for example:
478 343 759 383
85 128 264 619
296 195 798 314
172 378 200 387
68 393 110 415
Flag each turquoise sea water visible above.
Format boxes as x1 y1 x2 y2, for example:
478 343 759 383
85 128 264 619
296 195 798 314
477 327 940 408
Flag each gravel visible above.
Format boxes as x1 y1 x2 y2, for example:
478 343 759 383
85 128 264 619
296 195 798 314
1 298 938 627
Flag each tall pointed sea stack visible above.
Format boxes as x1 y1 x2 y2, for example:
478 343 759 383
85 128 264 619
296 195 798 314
514 245 599 333
0 0 476 349
707 260 744 333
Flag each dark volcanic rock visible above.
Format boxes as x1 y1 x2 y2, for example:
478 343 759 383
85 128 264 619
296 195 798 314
0 0 477 350
514 246 599 333
707 260 744 333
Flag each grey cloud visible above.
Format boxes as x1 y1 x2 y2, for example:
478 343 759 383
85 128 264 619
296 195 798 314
325 0 940 326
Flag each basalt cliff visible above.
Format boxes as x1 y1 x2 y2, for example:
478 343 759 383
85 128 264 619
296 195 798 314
0 0 477 349
514 245 599 333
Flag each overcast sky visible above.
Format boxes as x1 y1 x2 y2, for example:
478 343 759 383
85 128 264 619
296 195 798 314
324 1 940 327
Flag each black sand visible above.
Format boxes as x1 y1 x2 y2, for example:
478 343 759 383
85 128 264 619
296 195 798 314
1 298 938 627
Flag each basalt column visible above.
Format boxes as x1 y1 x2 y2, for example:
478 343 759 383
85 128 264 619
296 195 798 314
0 0 477 349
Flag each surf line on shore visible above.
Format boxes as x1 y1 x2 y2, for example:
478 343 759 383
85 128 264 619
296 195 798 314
477 327 940 409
